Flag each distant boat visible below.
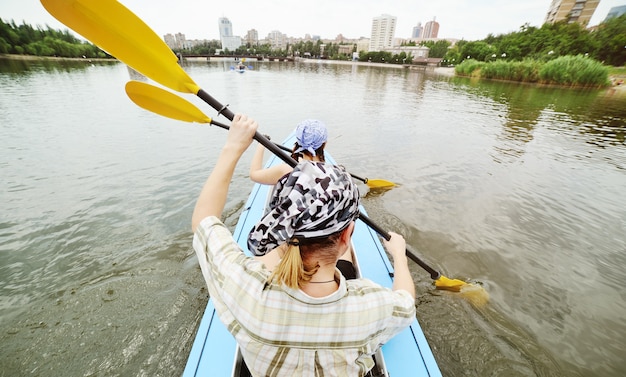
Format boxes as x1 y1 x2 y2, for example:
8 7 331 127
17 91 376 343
230 64 253 73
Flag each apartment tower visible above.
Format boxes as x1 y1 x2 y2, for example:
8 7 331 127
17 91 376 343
544 0 600 26
423 17 440 38
412 22 423 38
369 14 397 51
218 17 242 51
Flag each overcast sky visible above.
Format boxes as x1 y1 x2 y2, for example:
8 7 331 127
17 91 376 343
1 0 622 42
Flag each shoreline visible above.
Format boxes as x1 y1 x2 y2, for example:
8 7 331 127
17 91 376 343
301 58 456 76
197 56 456 76
2 53 621 90
0 53 115 62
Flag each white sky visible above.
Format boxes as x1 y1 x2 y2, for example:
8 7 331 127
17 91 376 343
1 0 623 42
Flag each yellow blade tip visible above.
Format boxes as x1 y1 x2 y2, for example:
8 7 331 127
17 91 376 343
434 276 466 292
434 276 490 306
366 179 396 189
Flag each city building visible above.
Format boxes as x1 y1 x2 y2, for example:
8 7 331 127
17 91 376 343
423 17 439 38
163 33 191 50
604 5 626 21
218 17 242 51
244 29 259 47
338 44 354 56
544 0 600 26
369 14 397 51
355 38 370 54
412 22 423 38
164 33 176 49
387 45 430 59
266 30 287 50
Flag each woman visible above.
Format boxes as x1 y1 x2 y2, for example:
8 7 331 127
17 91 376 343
191 114 415 376
248 119 356 278
249 119 328 185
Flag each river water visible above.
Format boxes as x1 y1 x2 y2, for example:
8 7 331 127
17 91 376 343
1 57 625 376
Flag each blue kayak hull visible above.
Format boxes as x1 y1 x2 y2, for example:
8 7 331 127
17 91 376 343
184 135 442 376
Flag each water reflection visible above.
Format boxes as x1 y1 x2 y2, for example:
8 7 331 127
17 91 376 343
445 78 626 166
0 56 117 75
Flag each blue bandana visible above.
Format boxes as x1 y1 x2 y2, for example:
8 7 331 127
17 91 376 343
294 119 328 156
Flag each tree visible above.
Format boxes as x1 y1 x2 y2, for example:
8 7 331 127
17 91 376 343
0 37 10 53
459 41 496 62
463 17 625 66
0 17 106 58
592 14 626 66
420 40 451 58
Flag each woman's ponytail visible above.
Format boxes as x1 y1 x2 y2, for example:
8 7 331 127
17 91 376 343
269 239 319 288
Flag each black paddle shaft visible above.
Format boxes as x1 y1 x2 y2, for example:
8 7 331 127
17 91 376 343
201 89 373 185
196 89 442 280
197 89 298 167
357 215 441 280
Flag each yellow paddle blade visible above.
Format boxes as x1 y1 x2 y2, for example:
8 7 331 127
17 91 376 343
435 276 489 306
125 81 211 124
41 0 200 94
434 275 467 292
365 179 396 189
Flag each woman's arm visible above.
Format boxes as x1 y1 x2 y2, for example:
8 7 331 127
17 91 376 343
192 115 258 232
249 143 292 184
383 232 416 299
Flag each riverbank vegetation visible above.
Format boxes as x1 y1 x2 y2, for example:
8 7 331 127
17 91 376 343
443 15 625 68
455 55 610 87
0 18 107 58
2 12 623 84
446 15 625 87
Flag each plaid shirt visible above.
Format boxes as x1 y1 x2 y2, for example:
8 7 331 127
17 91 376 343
193 216 416 377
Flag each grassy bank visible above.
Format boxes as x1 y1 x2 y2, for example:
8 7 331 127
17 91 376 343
0 53 115 62
455 55 612 88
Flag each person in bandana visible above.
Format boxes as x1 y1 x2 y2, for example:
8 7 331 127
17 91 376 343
248 119 359 278
192 114 415 377
249 118 329 185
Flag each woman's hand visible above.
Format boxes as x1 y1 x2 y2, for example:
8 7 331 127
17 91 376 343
383 232 407 262
226 114 258 155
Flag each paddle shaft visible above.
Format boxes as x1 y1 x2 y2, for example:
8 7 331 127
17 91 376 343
357 215 441 280
204 100 372 186
42 0 435 280
196 89 292 165
201 91 441 279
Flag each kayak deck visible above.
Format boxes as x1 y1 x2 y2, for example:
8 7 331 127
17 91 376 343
184 136 441 376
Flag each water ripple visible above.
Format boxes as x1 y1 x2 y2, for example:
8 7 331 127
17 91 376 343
1 59 625 377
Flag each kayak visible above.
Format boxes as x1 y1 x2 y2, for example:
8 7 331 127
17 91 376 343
183 133 442 377
230 65 251 73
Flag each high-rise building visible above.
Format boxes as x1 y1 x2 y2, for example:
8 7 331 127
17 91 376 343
423 17 439 38
245 29 259 47
544 0 600 26
412 22 423 38
604 5 626 21
266 30 287 50
175 33 187 49
218 17 233 38
164 33 176 49
163 33 187 49
369 14 397 51
218 17 242 51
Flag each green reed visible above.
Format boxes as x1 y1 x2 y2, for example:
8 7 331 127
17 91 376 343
455 55 610 87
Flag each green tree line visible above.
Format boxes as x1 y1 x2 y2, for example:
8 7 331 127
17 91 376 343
0 18 108 58
176 39 357 61
35 11 616 68
443 15 626 67
178 15 625 69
